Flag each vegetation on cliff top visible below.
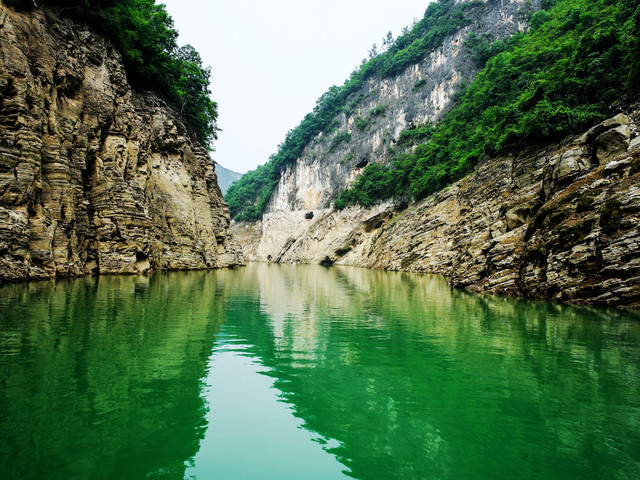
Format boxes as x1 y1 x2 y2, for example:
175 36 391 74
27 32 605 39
43 0 217 148
333 0 640 209
225 0 482 221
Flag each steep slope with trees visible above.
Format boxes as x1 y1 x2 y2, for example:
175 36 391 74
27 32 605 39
229 0 640 307
40 0 219 148
334 0 639 207
227 0 535 220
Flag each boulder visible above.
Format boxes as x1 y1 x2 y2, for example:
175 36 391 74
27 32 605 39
628 135 640 151
578 113 629 144
505 200 540 231
596 125 631 165
543 146 590 200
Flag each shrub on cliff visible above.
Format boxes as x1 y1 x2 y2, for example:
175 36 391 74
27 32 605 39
43 0 217 148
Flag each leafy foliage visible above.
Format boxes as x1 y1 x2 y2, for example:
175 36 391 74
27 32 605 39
396 123 435 146
334 163 397 210
226 0 481 220
464 33 508 67
334 0 639 208
43 0 217 148
329 131 352 152
412 78 427 91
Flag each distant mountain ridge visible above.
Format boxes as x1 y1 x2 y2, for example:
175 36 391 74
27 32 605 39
216 164 243 195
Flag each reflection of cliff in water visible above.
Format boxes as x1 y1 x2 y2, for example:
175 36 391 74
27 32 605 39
1 265 639 480
225 264 640 480
0 272 228 479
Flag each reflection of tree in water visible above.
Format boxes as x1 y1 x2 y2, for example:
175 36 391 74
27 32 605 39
224 264 640 480
0 272 228 480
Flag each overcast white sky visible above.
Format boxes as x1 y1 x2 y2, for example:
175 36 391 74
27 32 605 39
161 0 431 173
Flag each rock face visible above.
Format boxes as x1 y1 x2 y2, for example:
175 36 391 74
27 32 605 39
234 112 640 308
0 3 243 282
265 0 539 213
231 0 640 308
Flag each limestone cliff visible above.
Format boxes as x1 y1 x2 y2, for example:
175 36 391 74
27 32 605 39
234 111 640 308
265 0 538 213
0 2 243 281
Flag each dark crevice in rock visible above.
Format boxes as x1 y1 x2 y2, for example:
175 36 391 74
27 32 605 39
320 256 334 266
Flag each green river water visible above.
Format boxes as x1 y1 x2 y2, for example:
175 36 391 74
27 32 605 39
0 263 639 479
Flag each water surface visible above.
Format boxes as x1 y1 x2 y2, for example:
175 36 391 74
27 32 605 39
1 264 639 479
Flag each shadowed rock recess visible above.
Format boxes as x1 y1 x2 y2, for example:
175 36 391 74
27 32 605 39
0 3 243 281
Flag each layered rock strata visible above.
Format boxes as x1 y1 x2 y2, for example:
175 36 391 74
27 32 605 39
234 112 640 308
0 2 242 281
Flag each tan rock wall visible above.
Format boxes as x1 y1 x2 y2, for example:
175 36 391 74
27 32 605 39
235 113 640 308
0 3 242 281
